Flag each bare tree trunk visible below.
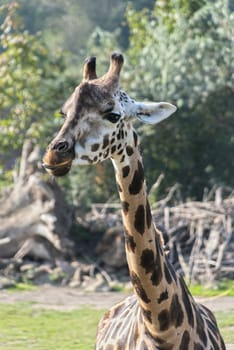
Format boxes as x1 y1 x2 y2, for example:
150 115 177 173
0 139 74 262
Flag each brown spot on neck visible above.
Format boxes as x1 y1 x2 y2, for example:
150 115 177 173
126 145 134 156
91 143 99 152
122 165 130 178
130 271 151 304
157 290 169 304
102 134 109 149
121 201 129 214
128 160 144 195
134 205 145 235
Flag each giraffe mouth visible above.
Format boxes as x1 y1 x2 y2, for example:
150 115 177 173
43 160 73 177
43 149 75 177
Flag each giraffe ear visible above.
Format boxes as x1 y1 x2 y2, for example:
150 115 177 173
135 102 177 125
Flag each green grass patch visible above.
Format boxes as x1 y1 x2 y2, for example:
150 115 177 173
0 303 104 350
110 279 234 297
215 311 234 343
0 302 233 348
189 279 234 297
7 282 36 292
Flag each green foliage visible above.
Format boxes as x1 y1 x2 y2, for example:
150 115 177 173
151 0 206 32
11 0 155 63
86 27 122 75
58 161 118 210
125 0 234 197
0 3 76 184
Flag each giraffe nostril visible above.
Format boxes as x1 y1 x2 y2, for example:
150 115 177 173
53 140 69 153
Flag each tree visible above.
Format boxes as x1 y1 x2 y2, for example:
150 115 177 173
7 0 155 63
0 3 76 186
124 0 234 198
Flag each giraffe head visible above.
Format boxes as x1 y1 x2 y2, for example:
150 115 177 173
43 52 176 176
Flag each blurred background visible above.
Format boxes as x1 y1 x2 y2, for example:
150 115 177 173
0 0 233 290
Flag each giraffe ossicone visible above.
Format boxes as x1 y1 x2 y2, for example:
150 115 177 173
43 52 226 350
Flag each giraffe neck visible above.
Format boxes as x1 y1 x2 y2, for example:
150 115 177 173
112 135 179 337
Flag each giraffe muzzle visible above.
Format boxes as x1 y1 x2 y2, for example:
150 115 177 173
43 143 75 177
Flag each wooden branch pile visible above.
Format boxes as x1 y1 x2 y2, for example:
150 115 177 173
91 186 234 285
155 187 234 285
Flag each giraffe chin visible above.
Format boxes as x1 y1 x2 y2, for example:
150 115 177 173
43 160 73 177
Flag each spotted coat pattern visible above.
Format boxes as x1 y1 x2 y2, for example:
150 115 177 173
95 141 226 350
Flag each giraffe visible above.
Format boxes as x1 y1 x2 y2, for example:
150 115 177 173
43 53 226 350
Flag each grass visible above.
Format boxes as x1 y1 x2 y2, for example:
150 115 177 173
8 280 234 297
215 311 234 343
0 279 233 348
189 279 234 297
0 303 104 350
110 279 234 297
7 282 36 292
0 303 233 349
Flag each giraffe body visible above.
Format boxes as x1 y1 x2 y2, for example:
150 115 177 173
96 294 222 350
43 53 226 350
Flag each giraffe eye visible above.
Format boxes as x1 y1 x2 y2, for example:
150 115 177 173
104 112 121 123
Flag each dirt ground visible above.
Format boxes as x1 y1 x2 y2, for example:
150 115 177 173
1 286 234 349
0 285 234 312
